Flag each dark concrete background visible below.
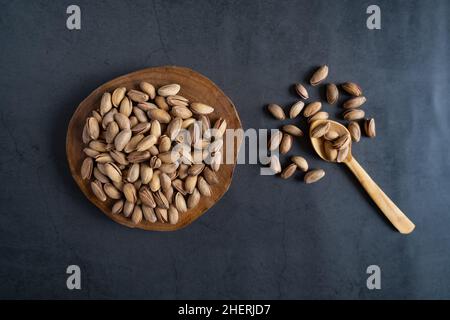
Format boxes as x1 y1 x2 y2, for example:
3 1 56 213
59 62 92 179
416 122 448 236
0 0 449 299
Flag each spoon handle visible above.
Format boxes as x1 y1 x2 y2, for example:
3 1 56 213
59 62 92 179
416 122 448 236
345 157 415 234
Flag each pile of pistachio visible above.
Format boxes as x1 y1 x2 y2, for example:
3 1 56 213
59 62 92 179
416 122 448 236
81 82 225 225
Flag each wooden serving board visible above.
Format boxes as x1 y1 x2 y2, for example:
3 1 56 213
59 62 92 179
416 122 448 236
66 66 242 231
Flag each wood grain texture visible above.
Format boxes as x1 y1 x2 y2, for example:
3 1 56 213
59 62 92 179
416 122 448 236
66 66 242 231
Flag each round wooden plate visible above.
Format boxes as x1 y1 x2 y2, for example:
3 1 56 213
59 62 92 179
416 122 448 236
66 66 242 231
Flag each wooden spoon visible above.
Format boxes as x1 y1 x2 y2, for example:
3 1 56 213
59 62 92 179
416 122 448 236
66 66 242 231
309 120 415 234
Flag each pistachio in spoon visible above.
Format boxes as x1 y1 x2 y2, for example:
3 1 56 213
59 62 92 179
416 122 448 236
309 120 352 163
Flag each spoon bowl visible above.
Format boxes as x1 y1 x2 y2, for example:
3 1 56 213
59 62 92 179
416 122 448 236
308 119 415 234
309 120 352 163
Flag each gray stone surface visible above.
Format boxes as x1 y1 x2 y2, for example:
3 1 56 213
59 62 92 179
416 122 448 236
0 0 449 299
